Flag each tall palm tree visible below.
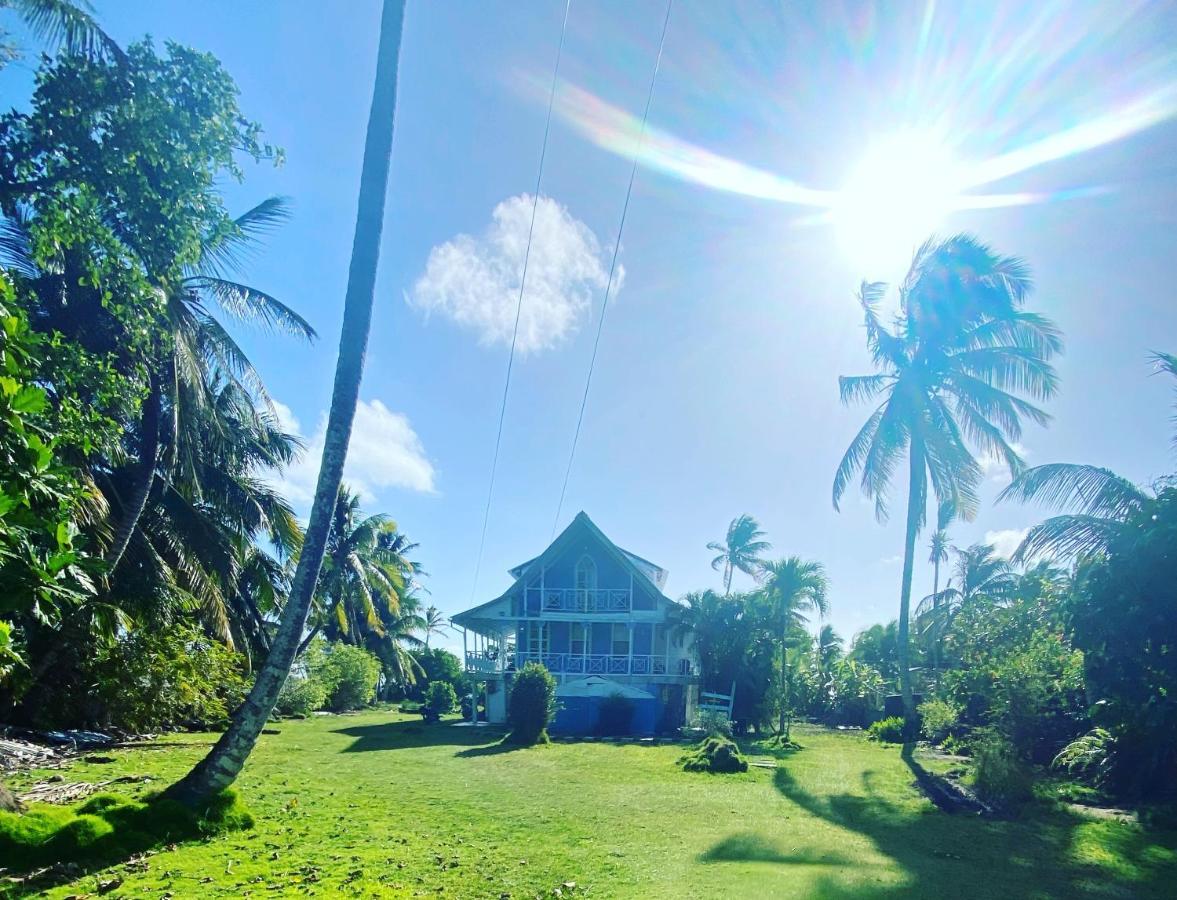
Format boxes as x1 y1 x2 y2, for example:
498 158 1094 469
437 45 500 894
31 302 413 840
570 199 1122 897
423 606 449 649
929 529 949 599
707 514 771 595
833 235 1061 729
996 354 1177 562
166 0 406 805
758 557 828 737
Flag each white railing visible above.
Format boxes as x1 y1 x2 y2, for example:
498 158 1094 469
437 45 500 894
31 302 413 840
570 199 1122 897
527 588 631 613
513 652 692 677
465 650 502 675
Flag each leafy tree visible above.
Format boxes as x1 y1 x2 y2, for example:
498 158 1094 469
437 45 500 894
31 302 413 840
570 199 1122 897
833 235 1061 729
167 0 407 805
707 514 771 595
309 641 381 712
413 647 467 702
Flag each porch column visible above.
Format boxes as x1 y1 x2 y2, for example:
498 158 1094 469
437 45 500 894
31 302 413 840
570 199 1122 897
627 622 634 675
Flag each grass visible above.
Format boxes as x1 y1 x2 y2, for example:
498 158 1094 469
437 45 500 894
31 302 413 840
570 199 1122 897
3 711 1175 898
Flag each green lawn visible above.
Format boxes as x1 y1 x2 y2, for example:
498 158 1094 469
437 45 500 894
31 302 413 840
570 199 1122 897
6 710 1177 898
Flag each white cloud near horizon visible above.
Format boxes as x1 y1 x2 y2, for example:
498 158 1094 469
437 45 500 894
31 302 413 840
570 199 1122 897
270 399 436 507
984 527 1030 559
406 194 620 354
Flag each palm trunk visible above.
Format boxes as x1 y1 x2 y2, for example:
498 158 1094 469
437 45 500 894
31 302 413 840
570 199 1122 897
165 0 406 805
777 639 789 738
723 562 732 596
931 557 941 686
106 369 163 572
897 438 925 735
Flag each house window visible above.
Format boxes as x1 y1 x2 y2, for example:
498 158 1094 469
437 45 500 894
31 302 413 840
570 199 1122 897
571 623 588 656
612 623 630 657
527 622 549 657
575 555 597 593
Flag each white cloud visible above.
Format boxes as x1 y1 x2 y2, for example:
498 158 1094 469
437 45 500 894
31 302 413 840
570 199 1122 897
270 398 436 507
980 442 1030 484
406 194 620 354
880 554 903 565
984 528 1029 559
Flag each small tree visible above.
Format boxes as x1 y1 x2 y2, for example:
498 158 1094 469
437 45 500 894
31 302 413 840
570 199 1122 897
422 681 457 723
506 662 557 745
313 642 381 712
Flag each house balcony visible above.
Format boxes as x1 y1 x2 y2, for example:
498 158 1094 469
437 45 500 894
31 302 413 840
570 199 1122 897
465 650 693 678
526 587 631 614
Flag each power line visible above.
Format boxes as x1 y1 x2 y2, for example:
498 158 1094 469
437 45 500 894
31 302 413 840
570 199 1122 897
551 0 673 537
470 0 572 601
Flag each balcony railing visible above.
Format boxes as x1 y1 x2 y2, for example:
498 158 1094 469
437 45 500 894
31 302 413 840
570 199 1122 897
527 587 631 613
464 649 693 678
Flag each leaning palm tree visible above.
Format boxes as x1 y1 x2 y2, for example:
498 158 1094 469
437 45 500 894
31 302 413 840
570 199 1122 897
707 514 772 595
166 0 406 805
758 557 828 737
833 235 1062 729
998 352 1177 561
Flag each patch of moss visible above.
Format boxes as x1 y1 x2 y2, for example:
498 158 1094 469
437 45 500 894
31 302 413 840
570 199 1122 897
678 736 749 774
0 787 253 873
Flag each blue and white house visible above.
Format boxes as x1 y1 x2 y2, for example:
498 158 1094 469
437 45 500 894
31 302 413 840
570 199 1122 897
452 512 698 735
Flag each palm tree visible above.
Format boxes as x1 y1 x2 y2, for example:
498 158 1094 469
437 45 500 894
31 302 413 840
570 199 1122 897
0 0 125 69
929 529 949 599
915 542 1017 662
166 0 406 805
423 606 449 649
707 514 772 595
104 196 316 572
996 353 1177 562
833 235 1061 729
758 557 828 737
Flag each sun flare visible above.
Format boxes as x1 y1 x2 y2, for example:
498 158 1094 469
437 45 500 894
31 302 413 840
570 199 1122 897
832 132 962 279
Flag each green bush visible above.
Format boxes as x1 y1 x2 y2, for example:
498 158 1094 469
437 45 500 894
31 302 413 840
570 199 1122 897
1052 727 1115 789
596 692 635 736
422 681 458 722
275 674 328 718
969 731 1034 810
692 709 733 739
678 736 748 773
412 648 468 701
919 698 962 744
91 622 249 730
0 789 252 872
506 662 557 745
311 642 382 712
867 716 906 743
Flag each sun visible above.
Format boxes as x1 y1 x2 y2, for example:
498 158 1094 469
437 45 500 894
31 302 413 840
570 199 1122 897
832 132 962 279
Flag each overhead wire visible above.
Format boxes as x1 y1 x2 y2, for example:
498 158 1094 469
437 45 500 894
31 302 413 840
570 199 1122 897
551 0 674 537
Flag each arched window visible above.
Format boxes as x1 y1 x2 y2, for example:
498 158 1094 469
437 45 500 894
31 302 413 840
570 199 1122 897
575 555 597 612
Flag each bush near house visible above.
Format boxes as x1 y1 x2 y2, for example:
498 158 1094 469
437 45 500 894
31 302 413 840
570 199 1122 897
866 716 906 744
422 681 458 723
412 648 468 702
506 662 557 745
678 736 748 773
595 692 635 736
311 642 382 712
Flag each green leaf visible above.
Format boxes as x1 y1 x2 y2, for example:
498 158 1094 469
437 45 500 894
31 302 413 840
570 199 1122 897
11 385 48 414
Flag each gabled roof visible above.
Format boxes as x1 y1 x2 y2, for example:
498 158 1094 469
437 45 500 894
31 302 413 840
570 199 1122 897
453 512 671 626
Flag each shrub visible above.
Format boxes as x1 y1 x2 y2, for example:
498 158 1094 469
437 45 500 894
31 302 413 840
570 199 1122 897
506 662 557 745
312 642 382 712
412 648 468 701
692 709 733 739
867 716 906 744
275 674 328 718
679 736 748 774
91 622 249 730
1053 727 1115 789
968 730 1033 810
422 681 458 723
596 692 635 736
919 698 961 744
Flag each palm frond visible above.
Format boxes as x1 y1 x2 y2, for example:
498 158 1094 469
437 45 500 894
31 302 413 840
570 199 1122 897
1014 514 1124 562
832 403 885 511
12 0 126 63
998 463 1147 521
191 276 317 340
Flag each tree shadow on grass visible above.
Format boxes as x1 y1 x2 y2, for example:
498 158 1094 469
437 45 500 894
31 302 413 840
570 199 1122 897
768 746 1177 900
700 831 852 867
331 718 506 754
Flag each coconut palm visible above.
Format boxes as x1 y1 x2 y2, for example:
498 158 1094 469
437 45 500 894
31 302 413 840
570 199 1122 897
929 529 950 598
997 353 1177 561
167 0 406 805
758 557 828 737
707 514 772 595
104 196 316 572
423 606 450 649
833 235 1062 729
915 542 1018 660
0 0 125 68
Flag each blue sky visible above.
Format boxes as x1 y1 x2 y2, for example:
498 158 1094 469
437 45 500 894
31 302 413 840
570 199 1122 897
5 1 1177 654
